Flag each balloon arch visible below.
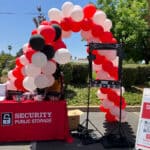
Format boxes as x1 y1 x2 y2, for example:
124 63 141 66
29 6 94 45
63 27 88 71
6 1 126 122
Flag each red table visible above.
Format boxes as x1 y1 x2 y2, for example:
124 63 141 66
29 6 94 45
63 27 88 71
0 100 72 142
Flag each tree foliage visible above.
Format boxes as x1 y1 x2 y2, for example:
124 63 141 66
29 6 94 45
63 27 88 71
96 0 149 63
0 52 15 79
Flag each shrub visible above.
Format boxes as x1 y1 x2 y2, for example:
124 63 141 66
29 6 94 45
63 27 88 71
60 63 73 86
71 63 88 84
122 64 150 88
122 67 138 88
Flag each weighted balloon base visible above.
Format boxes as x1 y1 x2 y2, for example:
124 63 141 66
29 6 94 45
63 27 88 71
100 133 135 148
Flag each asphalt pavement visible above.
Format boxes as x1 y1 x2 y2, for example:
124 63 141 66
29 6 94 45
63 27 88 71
0 111 140 150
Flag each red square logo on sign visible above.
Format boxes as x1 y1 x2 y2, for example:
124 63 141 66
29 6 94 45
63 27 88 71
142 102 150 119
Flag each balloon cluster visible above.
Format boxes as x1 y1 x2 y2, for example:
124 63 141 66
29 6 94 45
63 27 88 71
47 1 126 122
97 87 127 122
6 1 127 122
6 21 71 92
48 1 116 42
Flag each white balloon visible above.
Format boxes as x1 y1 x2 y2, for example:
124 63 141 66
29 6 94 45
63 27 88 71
31 52 47 68
8 70 16 81
96 69 111 80
34 74 52 89
45 75 55 87
92 63 102 71
41 61 56 75
61 1 74 17
21 66 26 76
112 56 119 66
122 87 125 94
110 106 126 122
48 8 62 22
54 48 71 64
70 5 84 22
20 55 29 66
98 50 117 60
25 63 41 77
103 19 112 31
102 99 114 109
93 10 107 26
6 80 17 91
38 25 46 32
22 43 29 53
23 77 36 92
97 89 107 99
61 30 72 38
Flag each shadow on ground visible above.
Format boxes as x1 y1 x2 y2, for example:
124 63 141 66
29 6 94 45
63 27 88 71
32 121 136 150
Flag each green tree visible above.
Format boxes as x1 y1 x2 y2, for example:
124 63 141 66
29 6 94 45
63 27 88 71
0 52 15 82
96 0 149 63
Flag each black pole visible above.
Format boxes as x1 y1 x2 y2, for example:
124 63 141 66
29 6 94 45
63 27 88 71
118 43 123 136
85 51 93 130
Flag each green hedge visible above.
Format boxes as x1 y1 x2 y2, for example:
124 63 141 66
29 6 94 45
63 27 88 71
71 63 89 84
61 63 88 85
61 63 150 88
123 65 150 88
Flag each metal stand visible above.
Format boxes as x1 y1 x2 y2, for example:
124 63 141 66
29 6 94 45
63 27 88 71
87 42 134 148
74 50 103 145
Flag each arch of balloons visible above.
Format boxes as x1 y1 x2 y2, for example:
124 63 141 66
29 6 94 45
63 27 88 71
6 1 126 122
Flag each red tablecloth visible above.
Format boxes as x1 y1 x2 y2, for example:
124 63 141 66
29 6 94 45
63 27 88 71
0 100 72 142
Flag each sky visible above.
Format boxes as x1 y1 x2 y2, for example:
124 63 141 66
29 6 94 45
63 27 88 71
0 0 97 58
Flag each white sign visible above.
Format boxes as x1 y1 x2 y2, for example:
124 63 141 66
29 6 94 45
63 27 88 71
0 84 6 101
135 88 150 150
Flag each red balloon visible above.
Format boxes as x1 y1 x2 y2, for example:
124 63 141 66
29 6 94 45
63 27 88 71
80 18 93 31
99 105 109 113
114 97 126 109
40 20 49 25
53 39 66 51
31 29 38 35
39 25 56 44
109 66 118 80
107 92 118 103
105 112 117 122
83 4 97 18
70 20 81 32
14 78 25 91
100 32 113 43
15 57 23 67
93 54 106 65
100 87 112 95
60 17 72 31
92 50 99 55
111 38 118 44
25 48 36 62
102 59 114 72
91 24 104 38
49 20 60 25
12 67 24 79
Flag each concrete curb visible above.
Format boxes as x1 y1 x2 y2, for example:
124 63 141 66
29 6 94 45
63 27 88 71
67 105 141 112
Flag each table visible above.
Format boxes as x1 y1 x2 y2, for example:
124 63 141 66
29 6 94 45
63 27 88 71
0 100 72 143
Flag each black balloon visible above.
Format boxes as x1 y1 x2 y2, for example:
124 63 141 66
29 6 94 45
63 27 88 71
29 34 45 51
41 45 55 60
52 24 62 41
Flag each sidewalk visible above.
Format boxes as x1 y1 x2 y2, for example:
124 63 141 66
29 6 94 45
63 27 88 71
0 111 140 150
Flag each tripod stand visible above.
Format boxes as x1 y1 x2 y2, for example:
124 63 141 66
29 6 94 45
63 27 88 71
75 50 103 145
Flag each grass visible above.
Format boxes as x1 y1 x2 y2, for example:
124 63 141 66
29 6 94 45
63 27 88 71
65 84 145 106
65 84 100 106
